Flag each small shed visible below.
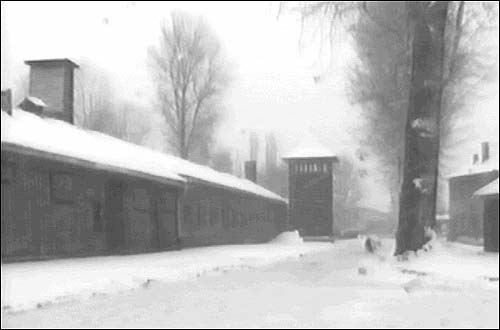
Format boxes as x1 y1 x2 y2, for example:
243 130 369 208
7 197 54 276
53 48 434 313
474 178 499 252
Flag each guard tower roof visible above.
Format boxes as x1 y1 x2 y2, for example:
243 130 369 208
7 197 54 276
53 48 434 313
282 135 337 160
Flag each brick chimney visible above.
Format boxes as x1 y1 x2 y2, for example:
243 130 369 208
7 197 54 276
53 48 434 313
244 160 257 183
24 59 79 124
481 142 490 163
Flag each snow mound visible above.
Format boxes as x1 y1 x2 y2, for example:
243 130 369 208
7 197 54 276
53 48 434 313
269 231 304 245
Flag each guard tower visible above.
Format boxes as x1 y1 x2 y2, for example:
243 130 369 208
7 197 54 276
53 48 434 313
283 140 338 237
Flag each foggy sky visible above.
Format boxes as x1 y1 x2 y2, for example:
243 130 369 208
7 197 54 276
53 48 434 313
2 1 498 213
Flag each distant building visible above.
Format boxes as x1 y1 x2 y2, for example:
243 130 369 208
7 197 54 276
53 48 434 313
283 139 338 237
473 178 499 252
448 141 499 245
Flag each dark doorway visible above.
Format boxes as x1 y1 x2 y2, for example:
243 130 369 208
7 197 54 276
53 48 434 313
104 180 126 251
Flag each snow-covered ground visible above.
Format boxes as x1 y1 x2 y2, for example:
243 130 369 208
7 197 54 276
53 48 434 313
2 235 499 328
1 231 327 312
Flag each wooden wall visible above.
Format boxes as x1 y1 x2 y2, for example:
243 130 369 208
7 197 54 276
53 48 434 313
1 148 180 261
1 148 287 261
180 180 287 247
30 65 65 115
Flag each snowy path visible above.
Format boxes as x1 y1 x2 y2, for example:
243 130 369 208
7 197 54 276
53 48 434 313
2 239 499 328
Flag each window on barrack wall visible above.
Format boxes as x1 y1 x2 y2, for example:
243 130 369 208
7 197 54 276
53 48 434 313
1 160 16 184
50 172 74 204
131 188 150 213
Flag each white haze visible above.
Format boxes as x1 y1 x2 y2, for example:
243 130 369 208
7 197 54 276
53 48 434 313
1 1 498 213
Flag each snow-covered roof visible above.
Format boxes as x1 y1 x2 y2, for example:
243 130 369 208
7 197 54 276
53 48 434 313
1 109 286 202
23 96 47 108
25 58 79 68
436 214 450 221
282 134 336 160
448 141 499 178
473 178 499 196
1 109 184 184
158 153 286 202
448 159 499 178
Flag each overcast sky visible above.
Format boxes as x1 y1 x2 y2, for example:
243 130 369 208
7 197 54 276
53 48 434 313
1 1 359 146
2 1 498 212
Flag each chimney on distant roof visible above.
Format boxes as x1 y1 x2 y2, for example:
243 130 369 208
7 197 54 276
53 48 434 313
481 142 490 163
244 160 257 183
473 153 479 165
24 59 79 124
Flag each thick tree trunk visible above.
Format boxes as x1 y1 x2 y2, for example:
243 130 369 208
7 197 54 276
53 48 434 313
395 1 449 255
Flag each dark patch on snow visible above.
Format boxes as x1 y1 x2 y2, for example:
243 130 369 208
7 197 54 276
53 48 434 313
91 292 107 298
361 235 382 254
36 301 53 309
400 269 429 277
142 278 155 288
440 318 450 327
305 261 320 266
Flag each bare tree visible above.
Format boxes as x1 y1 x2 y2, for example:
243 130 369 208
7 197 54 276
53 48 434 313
396 1 449 254
347 2 411 223
108 101 152 146
74 59 115 131
75 60 151 146
281 1 498 254
148 12 229 160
